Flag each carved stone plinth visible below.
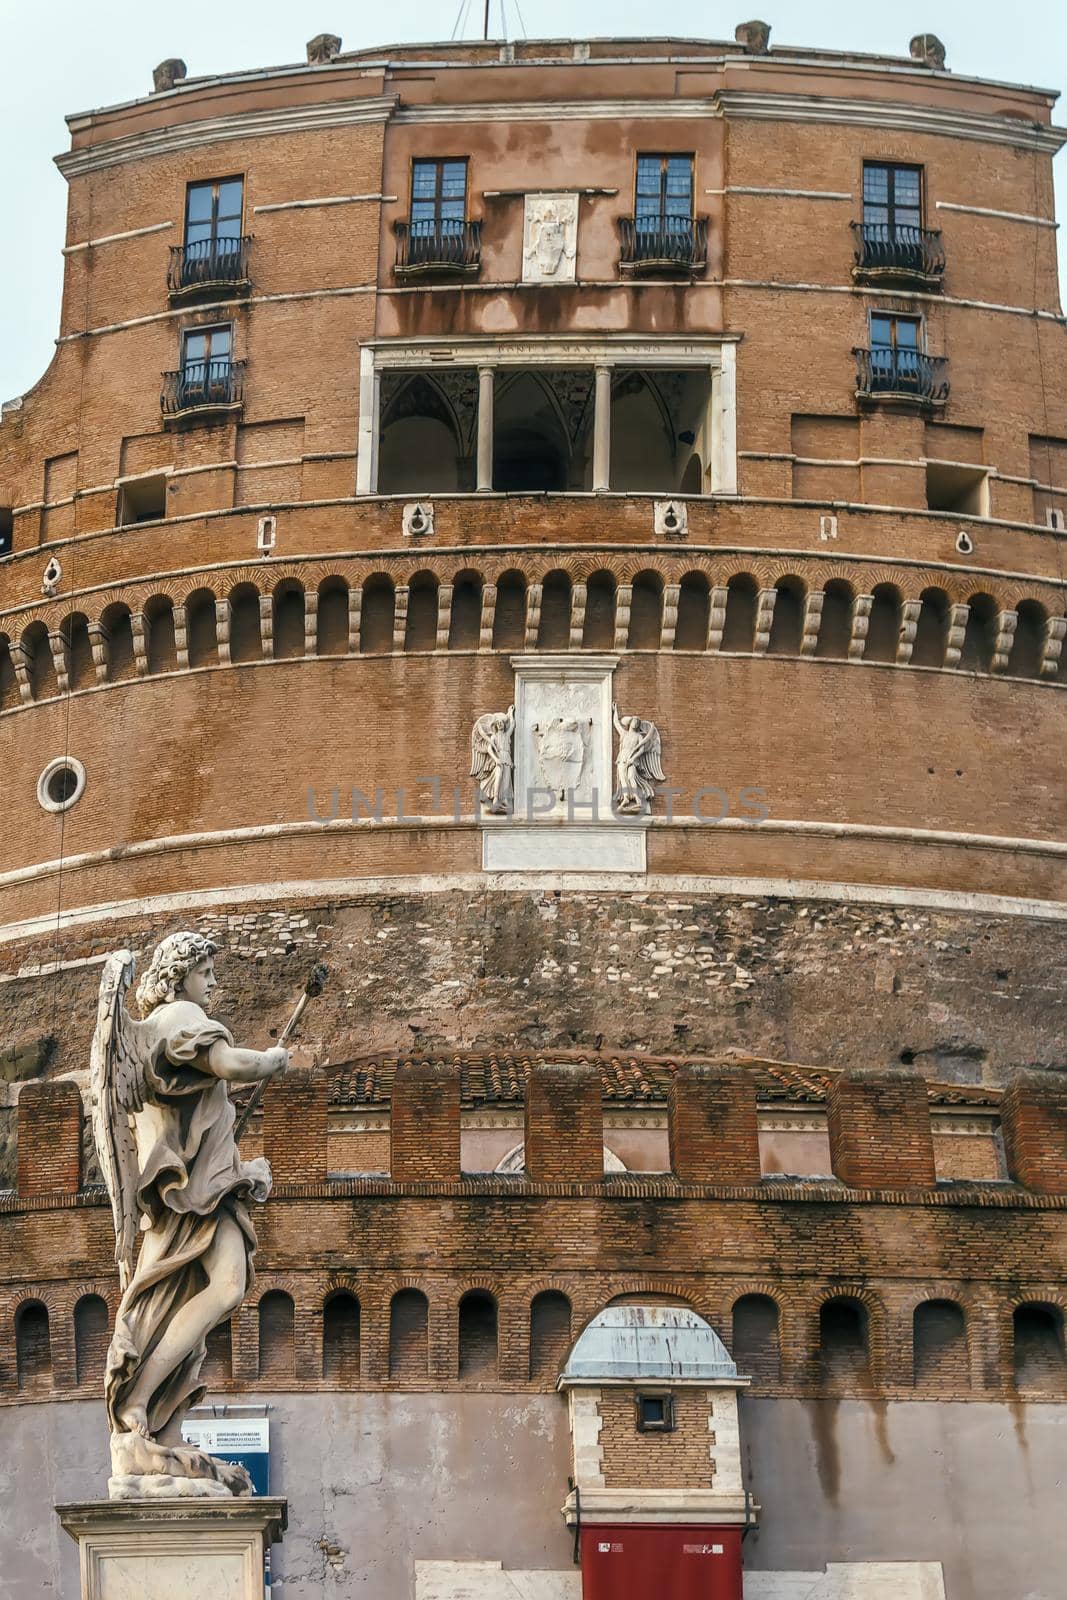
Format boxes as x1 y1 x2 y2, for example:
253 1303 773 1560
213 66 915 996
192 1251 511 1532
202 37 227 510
56 1498 287 1600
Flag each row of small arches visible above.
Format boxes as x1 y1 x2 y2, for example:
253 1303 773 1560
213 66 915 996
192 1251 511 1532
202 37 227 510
2 569 1063 710
7 1289 1065 1397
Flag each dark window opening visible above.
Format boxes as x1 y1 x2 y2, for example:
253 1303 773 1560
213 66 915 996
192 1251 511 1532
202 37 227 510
863 162 923 236
926 461 988 516
0 506 12 556
635 1392 675 1432
118 474 168 526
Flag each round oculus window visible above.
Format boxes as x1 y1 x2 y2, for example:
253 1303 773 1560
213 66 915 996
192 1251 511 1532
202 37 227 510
37 757 86 813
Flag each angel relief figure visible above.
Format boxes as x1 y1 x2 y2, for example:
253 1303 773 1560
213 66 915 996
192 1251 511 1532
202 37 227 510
612 703 666 815
91 931 288 1498
470 705 515 814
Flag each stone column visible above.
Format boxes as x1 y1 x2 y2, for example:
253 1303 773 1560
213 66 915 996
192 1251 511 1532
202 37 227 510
592 364 612 492
476 365 495 493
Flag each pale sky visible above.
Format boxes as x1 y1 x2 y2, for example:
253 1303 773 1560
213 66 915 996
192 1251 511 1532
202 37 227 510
0 0 1064 400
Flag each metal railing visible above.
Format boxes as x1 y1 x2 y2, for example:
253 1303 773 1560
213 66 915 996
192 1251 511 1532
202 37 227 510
167 235 252 295
161 359 246 417
394 219 482 276
618 214 708 274
854 347 949 405
850 222 945 283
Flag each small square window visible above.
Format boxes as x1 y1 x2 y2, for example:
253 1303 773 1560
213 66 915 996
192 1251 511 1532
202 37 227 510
635 1392 675 1432
118 474 168 526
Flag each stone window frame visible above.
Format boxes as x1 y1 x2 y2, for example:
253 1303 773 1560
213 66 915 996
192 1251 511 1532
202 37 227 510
634 1390 676 1432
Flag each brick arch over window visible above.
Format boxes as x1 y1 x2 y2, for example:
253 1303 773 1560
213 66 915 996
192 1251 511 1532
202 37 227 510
1013 1302 1067 1391
493 570 527 650
529 1290 572 1382
767 576 805 656
186 587 219 667
628 570 663 649
360 575 395 654
0 633 18 710
15 1299 52 1393
257 1290 295 1381
74 1293 110 1386
458 1289 498 1380
228 583 263 665
913 1299 969 1389
62 611 96 690
912 587 950 668
582 570 616 649
538 570 572 650
816 579 854 660
449 570 483 650
323 1290 361 1384
675 572 710 650
272 580 306 661
865 584 902 664
389 1288 429 1381
731 1293 781 1385
22 620 57 701
317 577 350 655
1007 600 1047 680
405 570 439 652
818 1296 870 1388
144 595 178 674
960 592 997 672
721 573 758 652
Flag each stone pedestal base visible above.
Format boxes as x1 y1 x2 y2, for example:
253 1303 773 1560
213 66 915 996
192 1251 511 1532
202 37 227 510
56 1498 287 1600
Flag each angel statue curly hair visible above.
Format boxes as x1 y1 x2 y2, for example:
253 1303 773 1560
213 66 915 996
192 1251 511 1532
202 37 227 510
135 931 218 1017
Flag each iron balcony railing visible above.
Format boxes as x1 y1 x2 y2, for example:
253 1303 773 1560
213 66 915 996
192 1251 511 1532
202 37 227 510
161 359 246 418
394 219 482 276
618 214 708 275
850 222 945 286
167 235 252 296
855 347 949 405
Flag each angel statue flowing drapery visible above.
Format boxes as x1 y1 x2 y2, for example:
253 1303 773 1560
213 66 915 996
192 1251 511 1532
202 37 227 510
612 703 666 815
90 931 288 1498
470 705 515 814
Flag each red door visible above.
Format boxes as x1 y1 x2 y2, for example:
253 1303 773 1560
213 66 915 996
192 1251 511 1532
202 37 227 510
580 1525 743 1599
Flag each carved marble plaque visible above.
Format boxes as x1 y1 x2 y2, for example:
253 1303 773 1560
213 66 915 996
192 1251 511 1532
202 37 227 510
522 194 579 284
512 656 614 821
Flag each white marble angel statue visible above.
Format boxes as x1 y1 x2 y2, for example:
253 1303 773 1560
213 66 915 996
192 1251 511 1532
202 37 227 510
90 930 288 1499
612 703 666 815
470 705 515 814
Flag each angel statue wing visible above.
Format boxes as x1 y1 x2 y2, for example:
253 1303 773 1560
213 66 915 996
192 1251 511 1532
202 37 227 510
89 950 146 1292
469 712 500 784
637 720 666 788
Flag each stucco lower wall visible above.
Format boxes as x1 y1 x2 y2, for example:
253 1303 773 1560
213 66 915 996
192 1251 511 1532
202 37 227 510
3 1394 1065 1599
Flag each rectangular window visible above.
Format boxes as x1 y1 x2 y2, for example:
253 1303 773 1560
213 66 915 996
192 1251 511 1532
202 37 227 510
635 154 694 232
179 325 233 402
0 506 12 557
863 162 923 236
184 177 244 249
410 158 468 237
868 311 924 393
870 312 922 352
118 474 168 525
635 1392 675 1433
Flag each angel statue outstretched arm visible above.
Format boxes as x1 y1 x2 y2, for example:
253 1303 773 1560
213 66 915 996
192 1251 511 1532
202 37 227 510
612 704 666 815
470 705 515 814
90 931 288 1500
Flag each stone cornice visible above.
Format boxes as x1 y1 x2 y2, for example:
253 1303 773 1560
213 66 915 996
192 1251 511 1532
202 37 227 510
1 1176 1062 1211
713 90 1067 153
55 95 398 179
